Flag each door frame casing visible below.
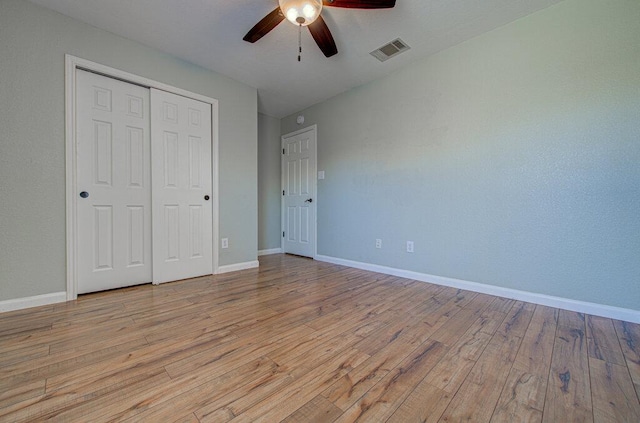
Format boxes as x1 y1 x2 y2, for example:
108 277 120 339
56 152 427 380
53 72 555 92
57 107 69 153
65 54 220 300
280 124 318 259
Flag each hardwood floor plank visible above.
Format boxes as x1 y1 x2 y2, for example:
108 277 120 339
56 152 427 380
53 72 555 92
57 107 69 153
0 379 46 409
587 315 625 365
213 348 370 423
357 288 458 355
0 254 635 422
497 301 536 338
558 309 586 329
589 359 640 422
46 312 210 356
484 296 518 315
354 305 445 356
164 322 313 379
0 315 135 355
613 319 640 397
332 340 447 423
491 305 558 422
429 294 493 346
0 343 49 367
542 324 593 422
115 356 283 422
512 306 558 375
424 315 497 393
386 381 451 423
322 334 418 410
44 326 236 393
281 395 343 423
172 413 200 423
320 288 478 411
438 320 523 422
0 320 52 339
0 368 169 422
41 371 172 422
0 337 149 387
491 368 544 423
192 365 294 422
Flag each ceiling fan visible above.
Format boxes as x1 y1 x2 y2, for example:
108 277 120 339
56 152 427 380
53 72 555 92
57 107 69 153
243 0 396 58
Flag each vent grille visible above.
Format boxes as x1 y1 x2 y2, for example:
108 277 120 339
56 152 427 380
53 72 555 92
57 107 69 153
370 38 410 62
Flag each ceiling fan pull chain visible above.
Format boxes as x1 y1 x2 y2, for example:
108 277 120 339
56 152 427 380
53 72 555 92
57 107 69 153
298 23 302 62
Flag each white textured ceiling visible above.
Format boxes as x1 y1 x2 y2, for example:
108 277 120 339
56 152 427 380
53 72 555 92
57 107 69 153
28 0 563 118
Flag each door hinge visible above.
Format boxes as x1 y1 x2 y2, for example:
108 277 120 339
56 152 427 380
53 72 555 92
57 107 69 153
283 148 285 154
283 231 285 238
282 190 285 196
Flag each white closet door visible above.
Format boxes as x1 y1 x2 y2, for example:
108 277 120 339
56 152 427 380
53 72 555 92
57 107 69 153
282 127 316 258
151 89 213 284
76 69 152 294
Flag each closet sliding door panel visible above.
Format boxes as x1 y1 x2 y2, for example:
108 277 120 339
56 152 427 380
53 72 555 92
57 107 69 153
151 89 213 284
76 69 152 294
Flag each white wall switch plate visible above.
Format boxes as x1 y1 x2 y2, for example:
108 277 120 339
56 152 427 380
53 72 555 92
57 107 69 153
318 171 325 180
406 241 414 253
221 238 229 249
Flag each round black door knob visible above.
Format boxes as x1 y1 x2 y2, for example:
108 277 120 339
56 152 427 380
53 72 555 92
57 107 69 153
204 195 210 201
79 191 89 198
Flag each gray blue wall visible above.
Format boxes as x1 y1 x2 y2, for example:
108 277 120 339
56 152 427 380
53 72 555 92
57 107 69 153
258 113 282 251
0 0 258 301
282 0 640 310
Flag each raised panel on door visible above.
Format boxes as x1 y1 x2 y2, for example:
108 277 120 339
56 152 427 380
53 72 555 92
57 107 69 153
189 205 204 258
127 206 145 267
299 207 310 244
164 204 181 261
93 206 113 271
93 121 113 186
126 127 145 188
300 157 310 196
287 206 297 242
189 136 203 189
151 89 213 284
76 69 152 294
163 131 179 188
282 127 316 258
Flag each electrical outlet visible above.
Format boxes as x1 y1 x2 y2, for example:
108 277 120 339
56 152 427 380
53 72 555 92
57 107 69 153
406 241 414 253
375 239 382 249
221 238 229 249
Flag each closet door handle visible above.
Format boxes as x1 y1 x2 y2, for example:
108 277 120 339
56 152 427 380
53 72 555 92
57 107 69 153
204 195 210 201
79 191 89 198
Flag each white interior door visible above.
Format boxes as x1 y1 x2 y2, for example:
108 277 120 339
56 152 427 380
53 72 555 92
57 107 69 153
151 89 213 283
76 69 152 294
282 126 317 258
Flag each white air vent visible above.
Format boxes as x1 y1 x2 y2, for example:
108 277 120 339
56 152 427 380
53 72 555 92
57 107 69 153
370 38 410 62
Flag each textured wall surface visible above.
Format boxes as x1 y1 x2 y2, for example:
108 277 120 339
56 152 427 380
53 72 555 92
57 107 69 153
0 0 257 301
282 0 640 310
258 113 283 251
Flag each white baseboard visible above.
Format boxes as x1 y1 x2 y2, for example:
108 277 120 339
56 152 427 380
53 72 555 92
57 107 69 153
315 255 640 324
0 292 67 313
216 260 260 274
258 248 282 256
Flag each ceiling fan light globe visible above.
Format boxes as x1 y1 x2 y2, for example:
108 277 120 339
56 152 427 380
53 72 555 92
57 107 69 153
286 8 299 23
279 0 322 26
303 4 316 19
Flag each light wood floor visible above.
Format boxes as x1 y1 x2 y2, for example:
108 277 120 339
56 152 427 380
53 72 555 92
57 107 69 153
1 254 639 422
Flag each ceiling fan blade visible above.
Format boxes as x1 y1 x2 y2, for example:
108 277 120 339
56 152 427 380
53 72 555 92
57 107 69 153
323 0 396 9
308 15 338 58
243 7 285 43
